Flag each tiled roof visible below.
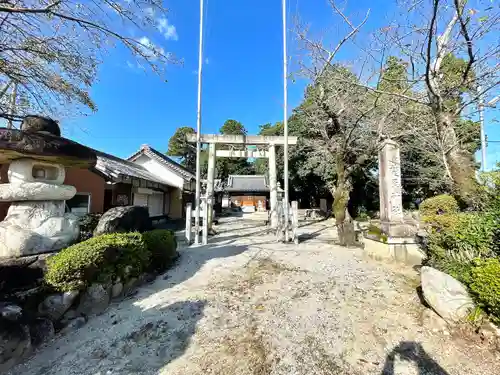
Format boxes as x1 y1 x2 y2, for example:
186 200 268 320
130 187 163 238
94 150 172 186
226 175 269 192
127 145 195 181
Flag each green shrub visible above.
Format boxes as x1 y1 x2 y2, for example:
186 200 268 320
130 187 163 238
142 229 178 272
419 194 459 216
45 232 150 291
425 213 495 261
78 213 102 242
469 258 500 323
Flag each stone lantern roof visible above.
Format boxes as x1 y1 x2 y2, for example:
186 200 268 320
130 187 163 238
0 115 97 168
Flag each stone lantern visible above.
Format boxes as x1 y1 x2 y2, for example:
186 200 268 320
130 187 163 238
0 116 97 258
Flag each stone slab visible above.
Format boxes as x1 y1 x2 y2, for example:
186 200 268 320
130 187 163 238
0 183 76 201
0 128 97 167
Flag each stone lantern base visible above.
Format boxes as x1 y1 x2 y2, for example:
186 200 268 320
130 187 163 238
0 201 80 258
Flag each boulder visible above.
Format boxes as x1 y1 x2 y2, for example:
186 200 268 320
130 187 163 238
76 284 110 316
111 282 123 299
38 291 79 321
420 266 475 322
0 303 22 322
94 206 151 236
0 320 31 373
29 318 55 346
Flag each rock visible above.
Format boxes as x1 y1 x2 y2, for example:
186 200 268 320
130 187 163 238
94 206 151 236
38 291 79 321
60 317 86 335
0 320 31 373
77 284 110 316
111 282 123 299
20 115 61 137
29 318 55 346
420 266 475 322
0 303 22 322
0 182 76 201
0 198 80 258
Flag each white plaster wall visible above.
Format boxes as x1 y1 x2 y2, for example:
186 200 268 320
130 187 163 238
133 155 185 189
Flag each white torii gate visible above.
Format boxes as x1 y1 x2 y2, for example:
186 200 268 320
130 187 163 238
193 0 290 245
187 134 297 241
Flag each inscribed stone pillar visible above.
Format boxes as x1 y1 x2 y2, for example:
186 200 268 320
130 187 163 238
185 203 192 244
268 144 278 228
206 143 216 230
378 140 411 237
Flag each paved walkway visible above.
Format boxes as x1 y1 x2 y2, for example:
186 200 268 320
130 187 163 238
9 216 499 375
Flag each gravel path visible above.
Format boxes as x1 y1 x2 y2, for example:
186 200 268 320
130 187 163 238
8 217 499 375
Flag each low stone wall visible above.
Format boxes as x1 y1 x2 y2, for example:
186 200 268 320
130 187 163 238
0 254 161 373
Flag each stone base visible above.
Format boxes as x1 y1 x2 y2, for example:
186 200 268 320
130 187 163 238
380 221 418 237
363 235 424 267
0 201 79 258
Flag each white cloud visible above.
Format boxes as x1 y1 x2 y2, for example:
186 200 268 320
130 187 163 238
138 36 165 60
158 17 178 41
144 7 155 17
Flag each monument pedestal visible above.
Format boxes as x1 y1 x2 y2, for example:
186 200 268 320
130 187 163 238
363 140 422 266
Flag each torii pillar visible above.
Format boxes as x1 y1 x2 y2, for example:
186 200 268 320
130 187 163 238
268 144 278 228
206 143 216 231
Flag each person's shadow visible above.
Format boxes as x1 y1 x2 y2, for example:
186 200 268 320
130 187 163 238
381 341 449 375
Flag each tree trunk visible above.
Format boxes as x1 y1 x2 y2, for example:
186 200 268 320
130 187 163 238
331 163 356 246
436 111 477 200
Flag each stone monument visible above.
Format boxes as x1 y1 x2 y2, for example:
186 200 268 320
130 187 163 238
378 139 414 237
0 116 97 258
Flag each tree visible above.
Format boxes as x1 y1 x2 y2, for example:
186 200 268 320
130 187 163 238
291 66 381 245
216 119 253 181
370 0 496 200
219 119 247 136
254 122 284 176
0 0 177 121
166 127 196 171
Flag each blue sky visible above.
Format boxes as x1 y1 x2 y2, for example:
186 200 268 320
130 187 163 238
63 0 499 168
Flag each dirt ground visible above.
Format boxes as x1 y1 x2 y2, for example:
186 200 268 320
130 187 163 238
8 217 500 375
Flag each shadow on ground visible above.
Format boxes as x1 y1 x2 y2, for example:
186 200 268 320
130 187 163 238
381 341 449 375
159 244 249 288
7 242 250 375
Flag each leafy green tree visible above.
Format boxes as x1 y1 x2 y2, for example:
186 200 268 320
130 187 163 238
216 119 253 181
166 127 196 171
254 122 284 176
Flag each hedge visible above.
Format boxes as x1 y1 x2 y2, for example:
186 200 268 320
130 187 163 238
45 232 150 291
424 213 496 261
419 194 459 216
469 258 500 323
142 229 178 272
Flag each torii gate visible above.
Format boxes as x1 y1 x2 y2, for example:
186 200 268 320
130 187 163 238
187 134 297 235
